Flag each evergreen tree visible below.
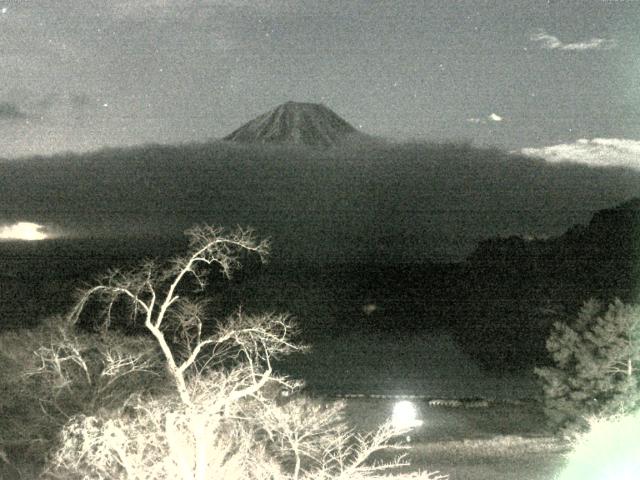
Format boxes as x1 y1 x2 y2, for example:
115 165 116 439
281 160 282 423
535 299 640 432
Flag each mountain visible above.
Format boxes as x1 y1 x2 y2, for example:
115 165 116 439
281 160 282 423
452 197 640 369
223 101 362 148
466 197 640 294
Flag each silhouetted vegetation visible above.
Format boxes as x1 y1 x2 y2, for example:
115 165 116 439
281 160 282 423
535 299 640 433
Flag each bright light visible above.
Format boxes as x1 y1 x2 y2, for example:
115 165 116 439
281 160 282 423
557 411 640 480
0 222 49 241
392 400 423 430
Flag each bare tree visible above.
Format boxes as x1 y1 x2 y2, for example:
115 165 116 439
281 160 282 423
67 225 274 405
36 225 448 480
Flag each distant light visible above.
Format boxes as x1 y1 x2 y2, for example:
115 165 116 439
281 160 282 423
392 400 423 430
0 222 49 241
362 303 377 315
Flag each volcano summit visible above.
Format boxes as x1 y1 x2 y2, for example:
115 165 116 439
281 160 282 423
223 101 363 148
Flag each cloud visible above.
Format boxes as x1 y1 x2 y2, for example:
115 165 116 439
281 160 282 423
530 30 616 51
0 101 27 120
520 138 640 170
9 90 100 117
467 113 504 124
109 0 292 18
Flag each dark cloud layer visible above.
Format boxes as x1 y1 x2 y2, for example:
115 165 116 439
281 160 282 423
2 141 639 262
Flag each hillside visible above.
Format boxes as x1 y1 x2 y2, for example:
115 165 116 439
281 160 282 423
466 197 640 302
451 197 640 368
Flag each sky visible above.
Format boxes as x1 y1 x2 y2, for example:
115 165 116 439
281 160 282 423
0 0 638 161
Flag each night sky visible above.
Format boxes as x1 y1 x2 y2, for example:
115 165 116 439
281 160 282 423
1 0 638 165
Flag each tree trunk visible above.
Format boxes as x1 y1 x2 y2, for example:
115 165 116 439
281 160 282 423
146 320 192 405
293 446 301 480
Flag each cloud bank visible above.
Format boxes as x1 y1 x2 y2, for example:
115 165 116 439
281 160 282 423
520 138 640 170
5 141 640 261
530 30 616 51
467 113 503 124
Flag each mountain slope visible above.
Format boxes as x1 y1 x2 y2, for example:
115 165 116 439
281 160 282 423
223 101 362 148
451 197 640 368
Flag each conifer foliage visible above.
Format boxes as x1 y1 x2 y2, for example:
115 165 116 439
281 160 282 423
535 299 640 432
